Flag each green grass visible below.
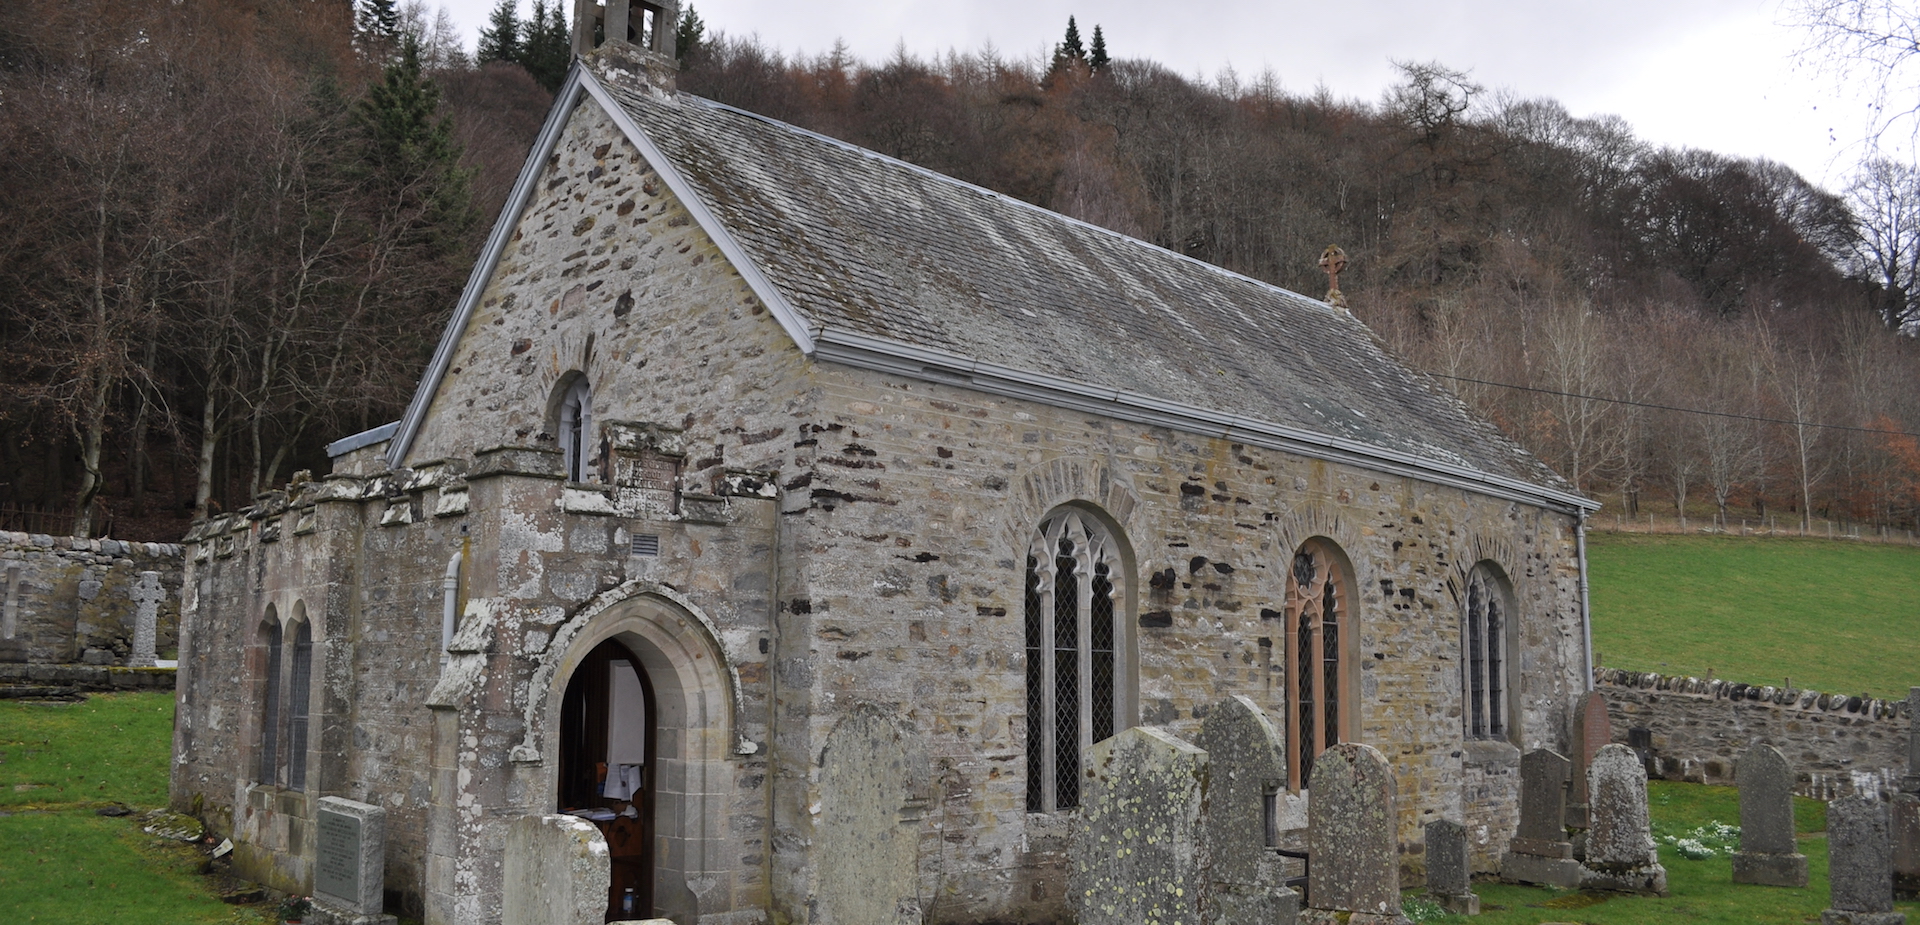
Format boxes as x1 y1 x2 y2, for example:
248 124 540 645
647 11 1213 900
1586 532 1920 698
1405 781 1920 924
0 693 270 925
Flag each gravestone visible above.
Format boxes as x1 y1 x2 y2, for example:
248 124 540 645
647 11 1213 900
503 814 609 925
1567 691 1611 829
1301 742 1408 925
313 797 397 924
1823 796 1906 925
128 571 163 668
1903 688 1920 795
1425 819 1478 915
1732 743 1808 887
815 703 926 925
1500 749 1582 888
1898 689 1920 896
1072 726 1208 925
1580 743 1667 895
1195 696 1302 925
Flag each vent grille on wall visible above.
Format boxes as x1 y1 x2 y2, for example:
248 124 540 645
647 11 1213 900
631 533 660 557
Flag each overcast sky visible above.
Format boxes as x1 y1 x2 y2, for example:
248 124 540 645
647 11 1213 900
431 0 1884 191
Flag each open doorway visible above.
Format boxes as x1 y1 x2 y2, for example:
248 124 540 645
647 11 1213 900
557 637 656 921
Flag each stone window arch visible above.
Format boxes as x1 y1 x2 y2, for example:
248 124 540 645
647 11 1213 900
1285 537 1356 791
1462 561 1515 742
552 373 594 482
286 605 314 792
255 606 282 785
1024 506 1133 813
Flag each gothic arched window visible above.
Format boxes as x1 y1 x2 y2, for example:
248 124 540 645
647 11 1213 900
1462 563 1512 741
257 615 282 785
286 619 314 791
558 375 592 482
1285 538 1354 790
1024 509 1129 813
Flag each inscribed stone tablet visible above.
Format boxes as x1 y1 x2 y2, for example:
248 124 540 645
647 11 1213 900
315 809 363 900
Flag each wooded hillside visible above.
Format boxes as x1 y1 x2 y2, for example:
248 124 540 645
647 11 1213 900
4 1 1918 541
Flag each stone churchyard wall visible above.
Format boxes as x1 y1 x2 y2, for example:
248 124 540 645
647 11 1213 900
1596 668 1909 799
0 530 183 681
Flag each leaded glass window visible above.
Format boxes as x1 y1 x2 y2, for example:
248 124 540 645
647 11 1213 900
1285 540 1352 790
1024 509 1128 813
1463 564 1510 740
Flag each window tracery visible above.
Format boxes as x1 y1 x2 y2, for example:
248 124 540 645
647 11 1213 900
1024 509 1127 812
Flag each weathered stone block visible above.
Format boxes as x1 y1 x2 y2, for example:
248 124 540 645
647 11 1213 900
1734 742 1807 887
1306 742 1404 921
1071 726 1207 925
503 815 609 925
1581 744 1666 895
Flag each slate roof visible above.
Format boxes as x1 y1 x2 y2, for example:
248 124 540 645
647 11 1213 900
591 76 1578 501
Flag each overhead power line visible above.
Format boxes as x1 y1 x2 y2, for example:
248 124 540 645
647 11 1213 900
1424 372 1920 440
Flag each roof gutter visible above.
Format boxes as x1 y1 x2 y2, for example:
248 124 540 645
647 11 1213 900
811 327 1599 516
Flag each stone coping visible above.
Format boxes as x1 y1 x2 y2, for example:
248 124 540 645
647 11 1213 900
0 663 177 691
1596 668 1905 721
0 531 181 557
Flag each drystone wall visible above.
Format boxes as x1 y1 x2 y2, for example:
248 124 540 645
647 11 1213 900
0 530 183 680
1596 668 1908 799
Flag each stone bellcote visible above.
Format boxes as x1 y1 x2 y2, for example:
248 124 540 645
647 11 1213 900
572 0 679 88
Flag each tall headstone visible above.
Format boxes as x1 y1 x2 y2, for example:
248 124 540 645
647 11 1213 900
1500 749 1582 888
815 704 926 925
503 814 610 925
1732 743 1809 887
1301 742 1408 925
1823 796 1907 925
1072 726 1209 925
1567 691 1611 829
128 570 163 668
1424 819 1478 915
1898 689 1920 896
1580 743 1668 895
314 797 398 925
1195 696 1302 925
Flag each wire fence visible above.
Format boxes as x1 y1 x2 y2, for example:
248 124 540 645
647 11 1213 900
1592 509 1920 547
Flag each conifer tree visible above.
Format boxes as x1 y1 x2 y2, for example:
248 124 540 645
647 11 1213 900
517 0 572 92
356 0 401 48
353 34 475 249
1061 16 1085 62
676 3 706 64
1089 25 1108 71
477 0 522 65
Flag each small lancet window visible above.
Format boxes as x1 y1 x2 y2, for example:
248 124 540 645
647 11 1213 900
286 621 314 791
1024 508 1129 813
257 618 283 785
559 376 593 483
1285 539 1353 790
1463 564 1511 741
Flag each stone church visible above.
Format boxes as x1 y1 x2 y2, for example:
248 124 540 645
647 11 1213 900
169 5 1598 923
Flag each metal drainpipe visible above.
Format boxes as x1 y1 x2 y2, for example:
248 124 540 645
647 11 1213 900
1576 509 1594 691
441 551 462 670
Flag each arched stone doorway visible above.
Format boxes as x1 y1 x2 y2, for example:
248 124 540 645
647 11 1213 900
557 637 657 918
537 586 738 923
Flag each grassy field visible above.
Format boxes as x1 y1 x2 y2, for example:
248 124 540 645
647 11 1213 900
0 692 271 925
1586 532 1920 698
1403 779 1920 924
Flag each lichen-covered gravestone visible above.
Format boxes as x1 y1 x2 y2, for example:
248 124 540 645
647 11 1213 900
1580 743 1667 895
1896 689 1920 895
503 814 609 925
1823 796 1907 925
1732 743 1808 887
1195 696 1301 925
1424 819 1478 915
1500 749 1582 888
128 570 163 668
313 797 397 924
1300 742 1409 925
1071 726 1208 925
815 703 927 925
1567 691 1611 830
